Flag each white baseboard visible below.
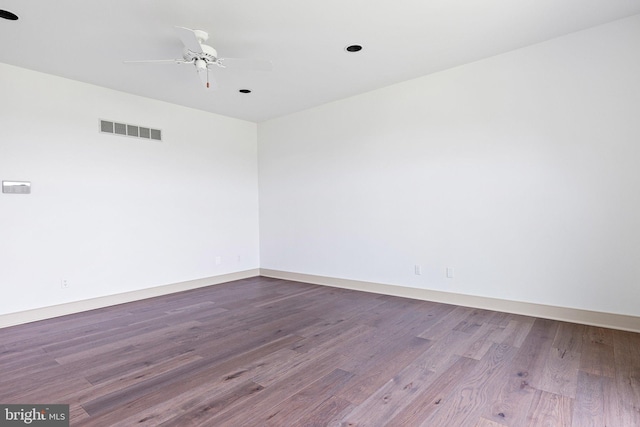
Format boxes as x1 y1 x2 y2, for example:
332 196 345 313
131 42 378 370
5 268 639 333
260 269 640 333
0 269 260 329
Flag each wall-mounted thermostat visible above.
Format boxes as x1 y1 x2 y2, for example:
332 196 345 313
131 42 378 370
2 181 31 194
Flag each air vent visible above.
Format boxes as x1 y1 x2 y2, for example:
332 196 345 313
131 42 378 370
101 120 114 133
127 125 139 137
2 181 31 194
139 127 150 139
114 122 126 135
100 120 162 141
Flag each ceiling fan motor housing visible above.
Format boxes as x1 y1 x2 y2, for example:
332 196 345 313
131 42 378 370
183 44 218 64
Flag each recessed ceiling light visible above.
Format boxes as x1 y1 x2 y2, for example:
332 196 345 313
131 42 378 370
345 44 363 53
0 10 19 20
239 89 252 94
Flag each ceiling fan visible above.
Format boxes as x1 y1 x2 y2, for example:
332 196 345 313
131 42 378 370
125 26 272 89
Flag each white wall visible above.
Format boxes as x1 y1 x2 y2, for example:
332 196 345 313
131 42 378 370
0 63 259 315
258 15 640 317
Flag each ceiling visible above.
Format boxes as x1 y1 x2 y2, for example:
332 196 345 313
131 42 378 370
1 1 639 123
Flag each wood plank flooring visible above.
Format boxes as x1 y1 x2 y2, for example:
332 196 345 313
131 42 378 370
1 276 639 426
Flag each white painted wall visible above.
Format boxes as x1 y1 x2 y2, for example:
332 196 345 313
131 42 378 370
0 63 259 315
258 16 640 317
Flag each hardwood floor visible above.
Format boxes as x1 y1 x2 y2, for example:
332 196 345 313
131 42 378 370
1 276 639 426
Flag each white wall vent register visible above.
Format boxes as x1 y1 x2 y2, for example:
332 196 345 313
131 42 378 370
100 119 162 141
2 181 31 194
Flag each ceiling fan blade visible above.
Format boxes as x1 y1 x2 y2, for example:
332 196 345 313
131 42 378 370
218 58 273 72
174 26 204 53
123 59 189 64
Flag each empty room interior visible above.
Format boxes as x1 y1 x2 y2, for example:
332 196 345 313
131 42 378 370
1 1 640 425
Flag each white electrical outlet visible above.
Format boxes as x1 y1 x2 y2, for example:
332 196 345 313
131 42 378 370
414 265 422 275
215 256 222 265
61 279 69 289
446 267 454 278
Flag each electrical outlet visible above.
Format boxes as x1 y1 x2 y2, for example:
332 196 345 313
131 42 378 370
215 256 222 265
414 265 422 275
61 279 69 289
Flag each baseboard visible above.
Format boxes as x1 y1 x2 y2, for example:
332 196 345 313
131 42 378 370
6 268 639 333
0 269 260 329
260 269 640 333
